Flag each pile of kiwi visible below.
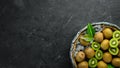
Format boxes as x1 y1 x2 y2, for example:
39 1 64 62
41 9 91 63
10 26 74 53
75 24 120 68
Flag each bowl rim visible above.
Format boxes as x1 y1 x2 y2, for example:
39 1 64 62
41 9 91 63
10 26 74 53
70 22 120 68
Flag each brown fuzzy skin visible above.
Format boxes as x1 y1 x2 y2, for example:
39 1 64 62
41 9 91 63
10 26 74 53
112 58 120 67
78 61 88 68
79 37 89 46
94 32 104 42
118 41 120 48
117 51 120 57
103 28 113 39
101 39 109 50
84 47 95 58
75 51 85 62
103 52 112 63
97 61 107 68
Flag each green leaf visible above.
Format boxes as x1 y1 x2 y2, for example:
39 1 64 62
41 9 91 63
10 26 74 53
80 23 95 42
86 23 95 37
108 64 115 68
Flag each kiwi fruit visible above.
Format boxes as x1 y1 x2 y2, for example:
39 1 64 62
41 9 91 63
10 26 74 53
91 42 100 50
94 32 104 42
103 28 113 39
103 52 112 63
97 61 107 68
118 40 120 48
79 36 89 46
101 39 109 50
117 50 120 57
109 47 119 55
113 30 120 40
88 58 97 68
109 38 118 48
84 47 95 58
75 51 85 62
78 61 88 68
95 50 103 60
112 58 120 67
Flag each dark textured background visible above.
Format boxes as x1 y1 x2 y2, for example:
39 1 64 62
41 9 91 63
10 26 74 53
0 0 120 68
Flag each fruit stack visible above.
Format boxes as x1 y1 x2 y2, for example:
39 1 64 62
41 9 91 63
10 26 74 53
75 23 120 68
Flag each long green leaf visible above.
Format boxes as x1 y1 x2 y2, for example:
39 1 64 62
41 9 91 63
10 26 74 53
86 23 95 37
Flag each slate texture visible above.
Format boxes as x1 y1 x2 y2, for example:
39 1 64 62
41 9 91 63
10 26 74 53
0 0 120 68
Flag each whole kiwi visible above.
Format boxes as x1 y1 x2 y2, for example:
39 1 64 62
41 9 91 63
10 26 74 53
84 47 95 58
79 35 89 46
78 61 88 68
101 39 109 50
94 32 104 42
75 51 85 62
97 61 107 68
117 50 120 57
118 40 120 48
103 52 112 63
112 58 120 67
103 28 113 39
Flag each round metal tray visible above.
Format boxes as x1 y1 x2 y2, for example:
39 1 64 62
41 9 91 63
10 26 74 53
70 22 120 68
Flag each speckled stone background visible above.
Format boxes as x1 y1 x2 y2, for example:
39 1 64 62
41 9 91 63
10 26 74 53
0 0 120 68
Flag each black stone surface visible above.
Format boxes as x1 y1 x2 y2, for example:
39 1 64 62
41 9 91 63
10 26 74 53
0 0 120 68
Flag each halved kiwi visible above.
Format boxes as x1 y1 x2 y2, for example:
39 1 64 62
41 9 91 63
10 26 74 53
88 58 98 68
91 42 100 50
113 30 120 40
110 38 118 48
95 50 103 60
109 47 119 55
